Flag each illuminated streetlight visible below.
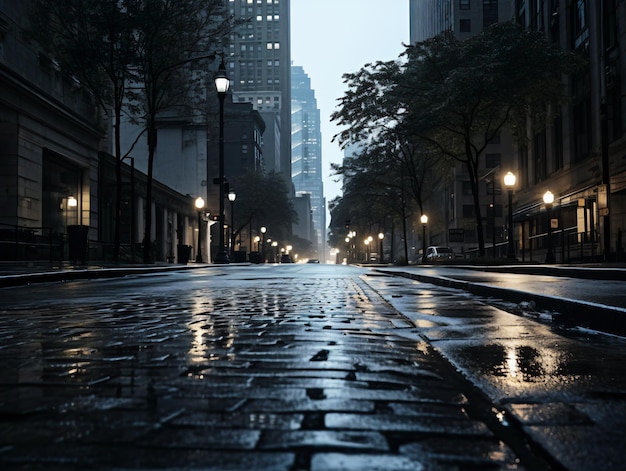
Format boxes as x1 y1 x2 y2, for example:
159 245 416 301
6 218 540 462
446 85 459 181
228 191 236 258
195 197 205 263
420 214 428 264
214 56 230 264
378 232 385 263
543 191 555 263
503 172 516 260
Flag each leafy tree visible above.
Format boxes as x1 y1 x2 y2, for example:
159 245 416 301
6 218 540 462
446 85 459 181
29 0 238 263
396 22 581 256
329 144 417 263
331 59 444 247
128 0 235 263
231 170 297 248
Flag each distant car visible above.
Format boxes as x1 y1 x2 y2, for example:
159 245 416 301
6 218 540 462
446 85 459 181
423 246 454 263
307 259 320 264
280 254 293 263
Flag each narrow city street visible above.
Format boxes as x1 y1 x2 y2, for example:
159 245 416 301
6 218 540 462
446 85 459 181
0 264 624 470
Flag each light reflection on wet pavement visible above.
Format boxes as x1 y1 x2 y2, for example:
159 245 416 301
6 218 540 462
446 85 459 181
0 265 533 471
366 272 626 471
0 265 624 470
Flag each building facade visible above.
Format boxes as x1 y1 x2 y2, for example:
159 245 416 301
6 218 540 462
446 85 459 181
291 65 326 261
0 1 102 262
509 0 626 262
227 0 291 186
411 0 626 262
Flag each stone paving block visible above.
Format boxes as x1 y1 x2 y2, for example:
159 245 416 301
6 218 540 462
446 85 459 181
243 398 376 413
386 402 471 419
311 452 424 471
138 427 262 450
172 411 304 430
323 385 468 405
259 430 389 451
325 412 492 436
399 437 518 468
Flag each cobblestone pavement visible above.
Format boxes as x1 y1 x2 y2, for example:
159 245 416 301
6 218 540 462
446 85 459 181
0 265 554 470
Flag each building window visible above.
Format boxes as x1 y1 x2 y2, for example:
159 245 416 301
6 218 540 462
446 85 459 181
460 19 471 32
460 0 470 10
483 0 499 27
571 0 589 49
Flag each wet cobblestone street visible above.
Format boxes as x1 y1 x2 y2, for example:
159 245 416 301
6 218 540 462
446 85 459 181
0 265 565 469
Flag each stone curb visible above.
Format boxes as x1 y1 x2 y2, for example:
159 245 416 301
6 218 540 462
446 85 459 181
376 268 626 337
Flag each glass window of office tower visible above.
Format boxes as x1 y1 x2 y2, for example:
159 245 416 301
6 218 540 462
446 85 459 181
460 0 470 9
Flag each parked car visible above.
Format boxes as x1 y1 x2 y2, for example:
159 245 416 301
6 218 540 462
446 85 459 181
423 246 454 263
280 253 293 263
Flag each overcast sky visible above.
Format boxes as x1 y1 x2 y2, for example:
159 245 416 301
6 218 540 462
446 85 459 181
290 0 409 222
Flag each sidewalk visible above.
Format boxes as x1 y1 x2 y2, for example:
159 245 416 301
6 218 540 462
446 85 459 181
0 261 207 287
376 264 626 337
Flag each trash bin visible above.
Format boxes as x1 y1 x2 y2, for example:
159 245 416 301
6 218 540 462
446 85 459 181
233 251 247 263
177 244 191 264
67 225 89 264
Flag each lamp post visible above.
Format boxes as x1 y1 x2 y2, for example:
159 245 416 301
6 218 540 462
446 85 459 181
543 190 556 263
504 172 516 260
228 191 236 258
364 238 370 262
214 56 230 264
195 197 205 263
66 195 77 229
260 226 267 263
378 232 385 263
420 214 428 264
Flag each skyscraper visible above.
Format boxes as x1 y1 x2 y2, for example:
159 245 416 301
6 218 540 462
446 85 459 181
227 0 291 184
291 65 325 260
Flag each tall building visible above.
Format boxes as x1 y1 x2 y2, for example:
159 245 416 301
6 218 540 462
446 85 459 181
0 1 101 257
227 0 291 185
291 65 325 260
509 1 625 263
410 0 512 43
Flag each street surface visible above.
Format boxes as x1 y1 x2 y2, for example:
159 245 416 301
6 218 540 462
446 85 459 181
0 264 624 470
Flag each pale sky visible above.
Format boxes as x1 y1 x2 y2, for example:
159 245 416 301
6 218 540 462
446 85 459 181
290 0 409 222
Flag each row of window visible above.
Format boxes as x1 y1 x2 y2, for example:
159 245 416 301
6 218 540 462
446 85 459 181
237 43 280 52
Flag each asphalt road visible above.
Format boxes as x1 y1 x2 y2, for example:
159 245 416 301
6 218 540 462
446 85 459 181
0 264 624 470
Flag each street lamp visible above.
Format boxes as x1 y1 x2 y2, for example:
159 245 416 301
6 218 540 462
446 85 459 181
214 55 230 264
503 172 516 260
378 232 385 263
260 226 267 263
66 195 78 228
420 214 428 264
228 191 236 258
364 238 370 262
195 197 205 263
543 190 556 263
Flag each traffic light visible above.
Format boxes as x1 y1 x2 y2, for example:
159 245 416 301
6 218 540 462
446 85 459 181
345 219 351 230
